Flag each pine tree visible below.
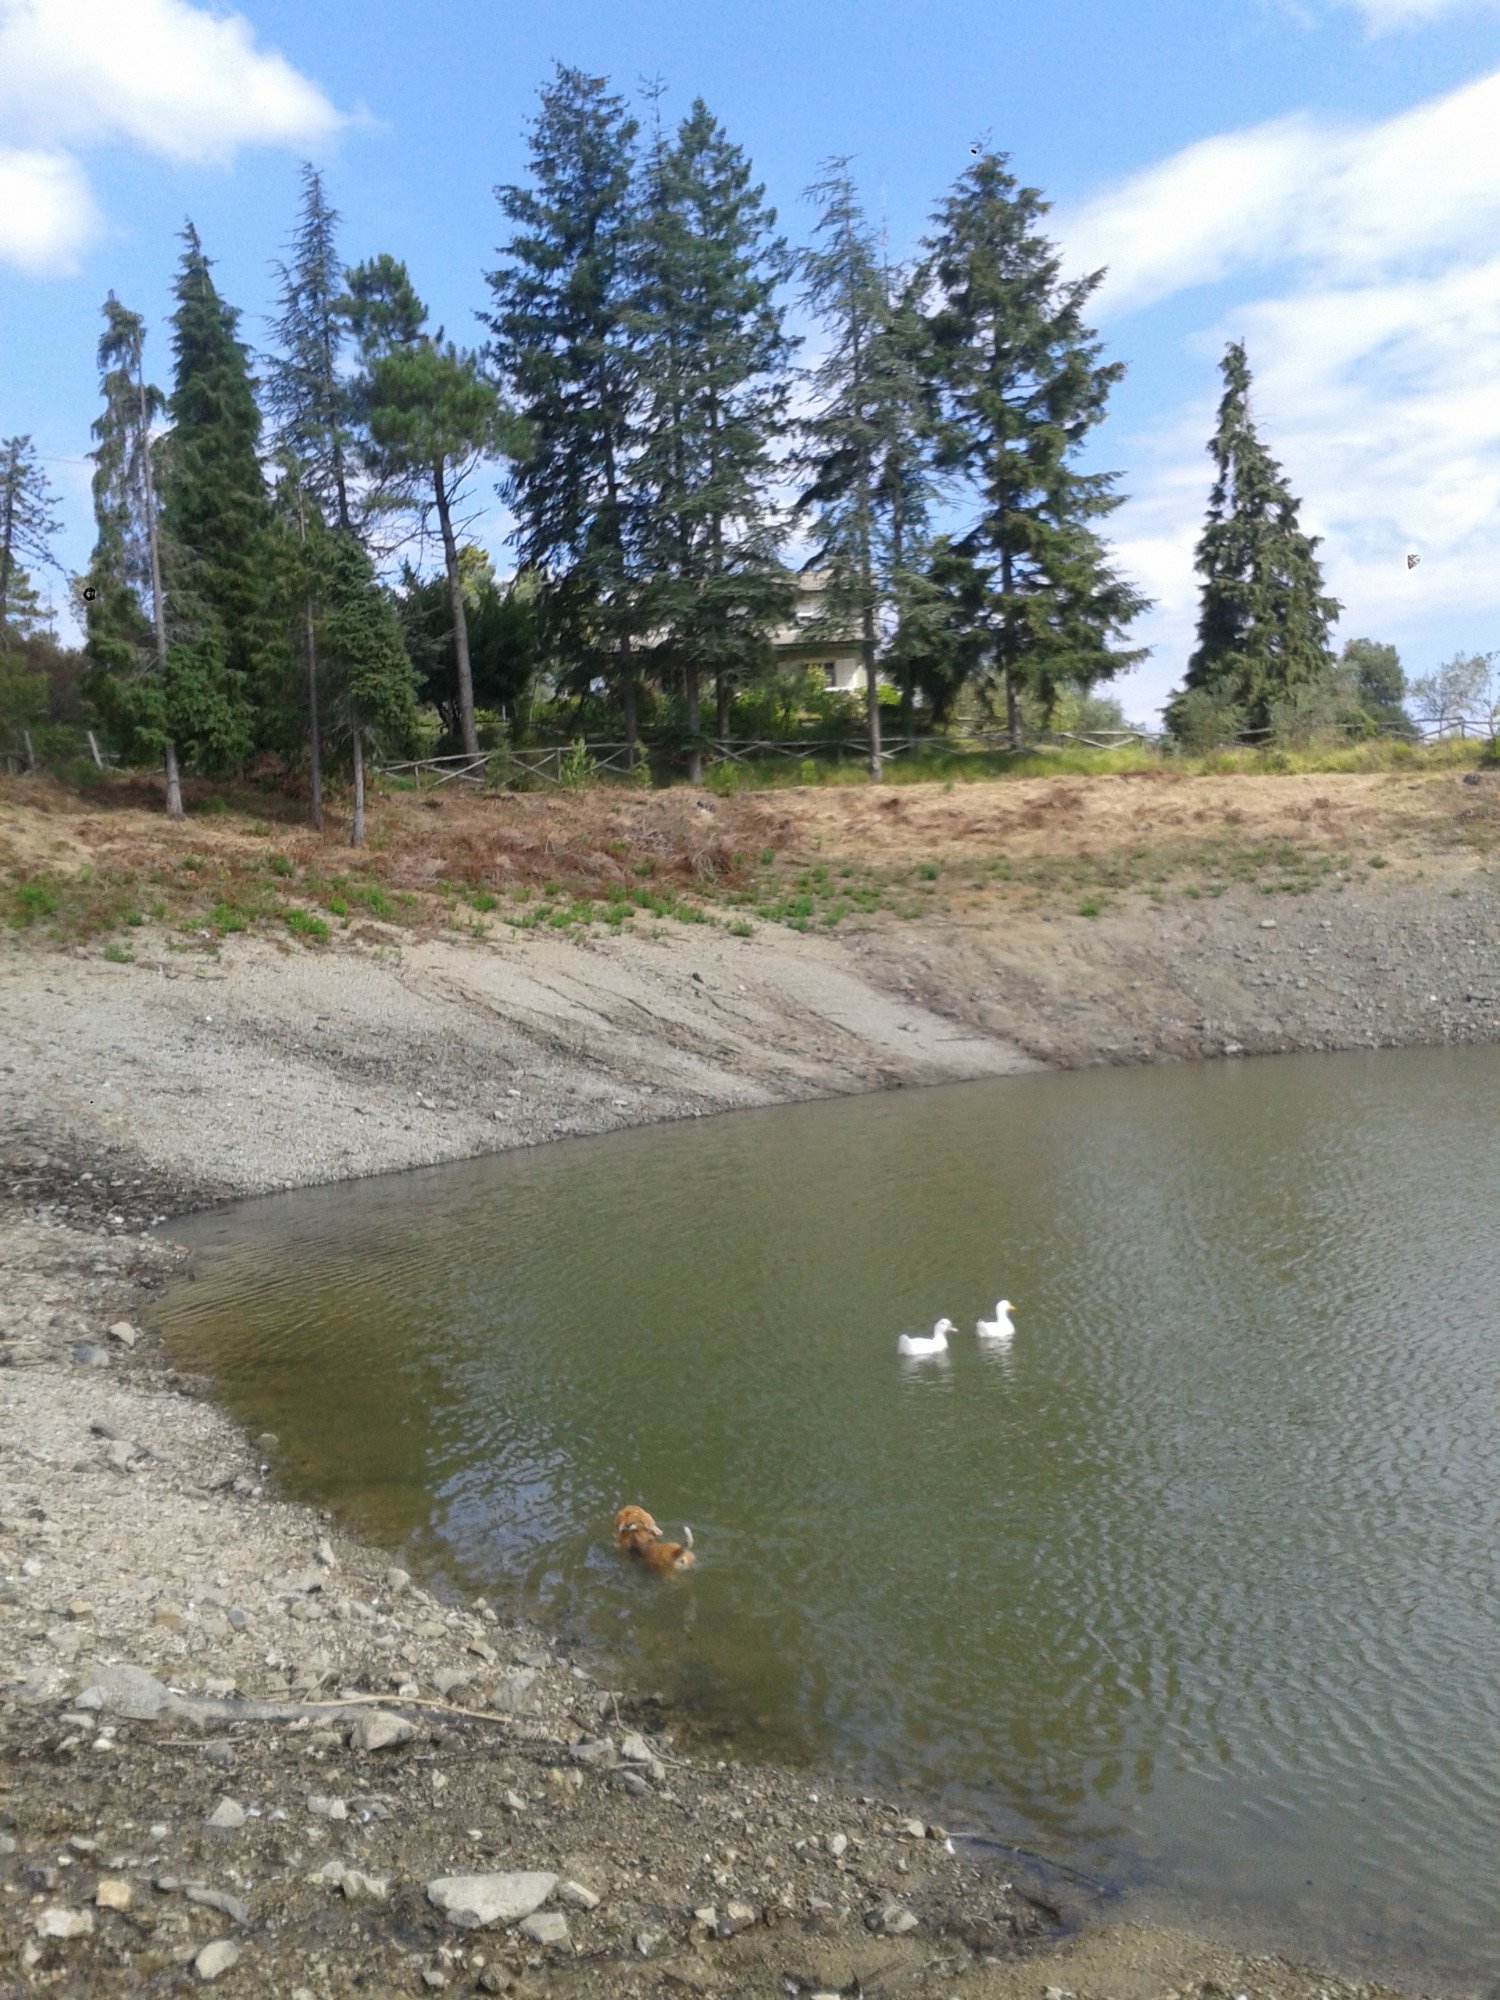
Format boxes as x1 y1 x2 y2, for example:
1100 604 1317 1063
81 294 185 814
160 222 278 771
632 96 794 779
921 152 1148 747
1168 341 1340 739
319 531 418 844
343 255 499 759
0 437 63 632
798 161 936 775
265 164 355 533
485 67 643 758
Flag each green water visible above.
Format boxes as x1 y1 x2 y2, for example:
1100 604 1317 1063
157 1047 1500 1992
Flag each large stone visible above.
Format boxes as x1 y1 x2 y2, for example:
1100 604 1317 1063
194 1939 241 1981
85 1663 171 1720
349 1709 414 1751
426 1871 557 1929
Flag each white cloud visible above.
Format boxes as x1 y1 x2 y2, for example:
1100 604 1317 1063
1061 67 1500 314
1058 67 1500 721
1341 0 1500 29
0 145 100 273
0 0 344 273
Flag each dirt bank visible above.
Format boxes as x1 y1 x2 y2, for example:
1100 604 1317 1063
5 767 1493 1998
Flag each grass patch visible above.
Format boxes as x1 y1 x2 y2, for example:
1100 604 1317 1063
285 908 330 944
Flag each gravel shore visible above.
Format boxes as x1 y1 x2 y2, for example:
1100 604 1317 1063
5 825 1490 1998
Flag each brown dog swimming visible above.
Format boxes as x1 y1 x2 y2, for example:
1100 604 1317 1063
612 1504 696 1573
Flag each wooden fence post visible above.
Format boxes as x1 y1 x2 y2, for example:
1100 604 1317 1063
22 730 37 772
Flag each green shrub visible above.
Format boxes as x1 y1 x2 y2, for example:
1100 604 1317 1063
285 909 329 943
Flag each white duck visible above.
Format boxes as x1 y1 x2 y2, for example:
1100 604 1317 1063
976 1299 1015 1341
897 1317 954 1358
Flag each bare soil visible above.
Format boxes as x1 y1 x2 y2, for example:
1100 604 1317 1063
4 764 1495 1999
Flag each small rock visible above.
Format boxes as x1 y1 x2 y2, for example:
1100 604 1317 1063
827 1832 848 1859
307 1793 347 1821
898 1817 926 1839
635 1927 665 1956
384 1566 411 1594
205 1798 246 1830
422 1971 448 1993
876 1900 918 1935
519 1910 570 1946
490 1666 538 1712
349 1709 415 1751
569 1735 615 1768
616 1769 651 1797
1044 1987 1076 1999
95 1877 133 1910
106 1440 137 1471
203 1740 236 1770
1259 918 1277 930
433 1669 470 1698
314 1536 336 1568
716 1900 757 1937
426 1871 558 1928
71 1343 109 1367
108 1321 139 1348
195 1939 241 1981
558 1878 600 1910
618 1730 654 1764
187 1886 250 1925
37 1906 94 1938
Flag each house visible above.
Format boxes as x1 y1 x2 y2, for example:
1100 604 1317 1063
769 571 869 693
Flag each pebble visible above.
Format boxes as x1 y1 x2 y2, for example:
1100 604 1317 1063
195 1939 241 1981
108 1320 139 1347
307 1793 348 1820
94 1877 132 1910
37 1906 94 1938
206 1797 246 1830
716 1900 758 1936
426 1871 558 1928
384 1566 411 1594
187 1885 250 1925
635 1927 665 1956
827 1832 848 1859
876 1900 919 1935
558 1878 600 1910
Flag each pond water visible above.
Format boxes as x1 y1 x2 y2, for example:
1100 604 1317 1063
156 1047 1500 1992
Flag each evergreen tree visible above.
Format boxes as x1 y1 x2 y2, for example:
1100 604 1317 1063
1341 636 1414 737
343 254 500 760
797 160 935 775
632 96 794 779
160 222 278 771
265 164 355 533
921 152 1148 747
485 67 644 758
1168 341 1340 738
320 531 418 844
0 437 63 631
81 294 185 814
397 550 540 740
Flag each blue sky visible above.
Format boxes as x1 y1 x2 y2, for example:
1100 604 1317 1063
4 0 1500 721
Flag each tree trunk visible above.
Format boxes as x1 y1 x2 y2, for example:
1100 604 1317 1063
163 739 183 820
0 454 15 620
715 673 730 742
350 721 365 846
433 459 479 757
862 594 881 781
621 657 638 770
685 662 702 785
305 590 323 831
1005 666 1021 752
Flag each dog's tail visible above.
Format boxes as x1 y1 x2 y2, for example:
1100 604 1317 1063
682 1524 693 1549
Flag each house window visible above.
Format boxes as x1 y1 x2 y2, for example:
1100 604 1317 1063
822 663 838 688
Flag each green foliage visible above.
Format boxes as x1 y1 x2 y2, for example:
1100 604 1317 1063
920 152 1150 728
1409 651 1495 736
265 165 355 533
285 908 330 942
320 531 419 750
486 66 641 710
632 97 795 733
1169 342 1341 739
397 553 539 742
0 437 64 627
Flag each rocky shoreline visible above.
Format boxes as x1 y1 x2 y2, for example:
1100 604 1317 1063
5 847 1489 1996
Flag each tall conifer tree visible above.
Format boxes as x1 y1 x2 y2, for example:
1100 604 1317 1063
1168 342 1340 738
159 222 276 769
0 438 63 630
798 161 934 775
81 295 185 814
921 152 1148 746
632 97 794 777
485 67 644 758
319 531 418 845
